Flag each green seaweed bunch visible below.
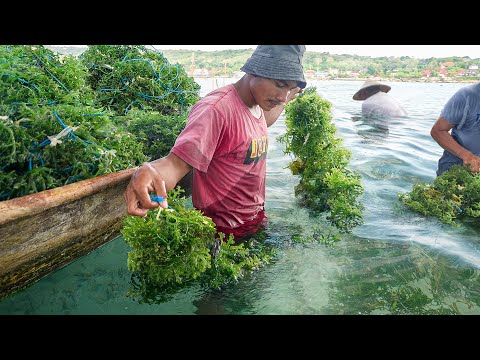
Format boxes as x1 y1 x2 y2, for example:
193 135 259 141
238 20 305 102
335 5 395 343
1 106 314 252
121 188 276 304
0 104 147 200
116 109 188 161
122 188 216 285
0 45 197 201
399 164 480 226
0 45 94 107
80 45 200 116
0 45 148 200
201 236 276 290
277 87 364 234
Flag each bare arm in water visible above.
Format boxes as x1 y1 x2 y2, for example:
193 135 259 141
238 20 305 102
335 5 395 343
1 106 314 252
431 116 480 172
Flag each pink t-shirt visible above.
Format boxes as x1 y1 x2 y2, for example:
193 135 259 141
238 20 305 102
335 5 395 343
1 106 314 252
171 84 268 234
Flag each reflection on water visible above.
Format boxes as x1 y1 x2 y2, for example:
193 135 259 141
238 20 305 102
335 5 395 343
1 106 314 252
324 237 480 315
351 115 390 144
1 79 479 315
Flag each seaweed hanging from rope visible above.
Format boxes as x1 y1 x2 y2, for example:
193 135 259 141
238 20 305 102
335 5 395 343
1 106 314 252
278 87 364 240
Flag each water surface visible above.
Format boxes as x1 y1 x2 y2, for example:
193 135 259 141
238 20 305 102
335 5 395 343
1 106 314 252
1 79 479 315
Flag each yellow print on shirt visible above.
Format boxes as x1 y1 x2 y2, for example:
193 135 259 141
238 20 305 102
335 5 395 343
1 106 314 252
244 136 268 164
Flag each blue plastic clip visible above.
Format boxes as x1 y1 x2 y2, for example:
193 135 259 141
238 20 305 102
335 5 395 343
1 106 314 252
150 194 165 203
149 194 174 211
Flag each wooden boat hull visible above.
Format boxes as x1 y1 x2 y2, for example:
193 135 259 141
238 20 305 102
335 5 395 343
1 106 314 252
0 168 136 300
0 167 193 300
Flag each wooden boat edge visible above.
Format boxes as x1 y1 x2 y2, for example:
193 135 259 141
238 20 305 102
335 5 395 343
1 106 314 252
0 168 136 226
0 168 136 300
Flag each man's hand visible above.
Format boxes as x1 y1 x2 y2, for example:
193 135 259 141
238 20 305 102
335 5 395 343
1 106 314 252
124 162 168 217
266 87 303 127
124 153 192 216
463 153 480 173
286 86 302 104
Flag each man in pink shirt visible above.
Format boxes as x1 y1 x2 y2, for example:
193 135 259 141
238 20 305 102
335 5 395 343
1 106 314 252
124 45 307 239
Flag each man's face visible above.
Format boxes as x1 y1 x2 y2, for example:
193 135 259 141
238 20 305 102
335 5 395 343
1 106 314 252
252 76 298 111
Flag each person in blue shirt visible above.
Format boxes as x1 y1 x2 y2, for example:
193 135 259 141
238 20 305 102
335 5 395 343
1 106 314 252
431 82 480 176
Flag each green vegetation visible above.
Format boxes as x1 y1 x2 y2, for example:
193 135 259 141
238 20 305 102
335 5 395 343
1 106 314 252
162 49 480 81
278 87 364 241
48 46 480 81
399 164 480 226
116 110 188 160
0 45 199 200
0 45 146 199
121 188 276 304
80 45 200 115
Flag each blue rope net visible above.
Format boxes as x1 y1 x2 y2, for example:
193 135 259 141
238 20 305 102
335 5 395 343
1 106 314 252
0 45 199 200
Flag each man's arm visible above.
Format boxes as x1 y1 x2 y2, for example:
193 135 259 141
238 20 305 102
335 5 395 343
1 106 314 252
264 104 286 127
431 117 480 172
124 152 192 216
264 87 302 127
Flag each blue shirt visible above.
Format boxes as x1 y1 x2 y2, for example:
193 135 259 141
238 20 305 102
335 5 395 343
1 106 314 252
437 83 480 176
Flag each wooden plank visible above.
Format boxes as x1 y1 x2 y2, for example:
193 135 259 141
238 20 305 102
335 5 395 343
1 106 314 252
0 168 135 300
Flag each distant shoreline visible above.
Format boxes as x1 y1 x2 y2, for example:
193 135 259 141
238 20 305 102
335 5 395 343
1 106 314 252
324 77 478 84
194 76 478 84
44 46 480 85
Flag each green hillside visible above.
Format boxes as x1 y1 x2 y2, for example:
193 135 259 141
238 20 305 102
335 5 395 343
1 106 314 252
46 46 480 81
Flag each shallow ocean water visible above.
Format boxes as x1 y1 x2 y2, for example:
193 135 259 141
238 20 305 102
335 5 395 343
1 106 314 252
1 79 479 315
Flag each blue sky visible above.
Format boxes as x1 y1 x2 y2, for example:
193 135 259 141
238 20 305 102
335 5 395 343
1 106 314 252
152 45 480 59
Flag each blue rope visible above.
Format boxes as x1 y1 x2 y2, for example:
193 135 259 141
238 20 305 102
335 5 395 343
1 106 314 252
53 110 77 139
451 201 463 214
40 110 81 147
66 174 85 184
42 66 69 92
0 192 11 200
93 54 196 107
29 142 45 166
30 50 69 92
39 138 50 147
150 194 165 202
124 100 145 115
1 73 41 92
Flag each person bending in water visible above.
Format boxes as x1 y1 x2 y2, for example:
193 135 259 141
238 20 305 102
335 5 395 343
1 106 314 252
431 82 480 176
353 79 407 117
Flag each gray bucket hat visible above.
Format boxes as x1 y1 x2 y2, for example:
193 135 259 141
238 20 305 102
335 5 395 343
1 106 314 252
353 79 391 101
240 45 307 89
